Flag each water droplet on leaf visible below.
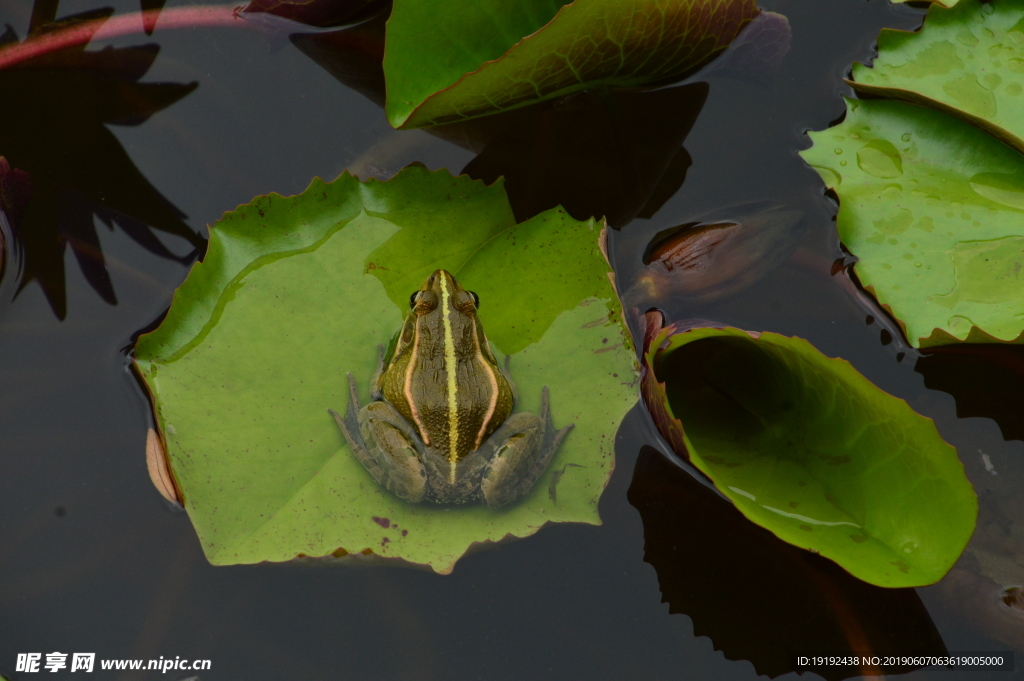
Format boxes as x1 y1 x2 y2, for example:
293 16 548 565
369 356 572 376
856 140 903 179
970 172 1024 209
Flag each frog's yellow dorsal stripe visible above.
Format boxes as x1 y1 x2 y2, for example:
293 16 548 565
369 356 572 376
439 274 460 483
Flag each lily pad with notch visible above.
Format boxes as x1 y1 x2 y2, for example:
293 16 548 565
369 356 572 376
134 164 638 573
640 311 977 587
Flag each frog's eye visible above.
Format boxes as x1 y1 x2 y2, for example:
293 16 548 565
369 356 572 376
409 291 419 308
469 291 480 309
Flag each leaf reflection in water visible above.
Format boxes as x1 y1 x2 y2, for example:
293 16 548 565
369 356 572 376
0 3 204 318
628 446 947 680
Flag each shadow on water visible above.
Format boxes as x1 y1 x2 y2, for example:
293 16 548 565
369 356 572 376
916 345 1024 444
628 446 947 679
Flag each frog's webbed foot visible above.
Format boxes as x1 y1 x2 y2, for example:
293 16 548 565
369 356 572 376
330 373 427 503
479 386 573 508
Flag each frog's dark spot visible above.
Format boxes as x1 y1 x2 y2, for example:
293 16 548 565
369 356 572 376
54 506 66 518
372 516 391 528
402 529 408 537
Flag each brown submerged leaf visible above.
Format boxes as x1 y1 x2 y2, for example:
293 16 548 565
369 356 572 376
626 201 804 306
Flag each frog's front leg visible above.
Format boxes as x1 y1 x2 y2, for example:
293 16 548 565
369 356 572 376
479 386 573 508
330 373 428 503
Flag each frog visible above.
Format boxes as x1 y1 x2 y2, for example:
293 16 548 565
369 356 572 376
329 269 572 507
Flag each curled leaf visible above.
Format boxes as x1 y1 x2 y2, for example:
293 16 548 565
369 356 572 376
640 311 977 587
145 428 182 506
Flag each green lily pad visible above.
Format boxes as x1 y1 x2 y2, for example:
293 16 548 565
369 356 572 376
640 313 977 588
383 0 759 129
851 0 1024 156
134 165 638 573
802 98 1024 347
803 0 1024 347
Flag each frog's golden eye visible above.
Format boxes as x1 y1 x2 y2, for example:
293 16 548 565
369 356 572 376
469 291 480 308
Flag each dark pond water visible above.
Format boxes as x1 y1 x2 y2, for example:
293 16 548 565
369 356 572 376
2 0 1024 678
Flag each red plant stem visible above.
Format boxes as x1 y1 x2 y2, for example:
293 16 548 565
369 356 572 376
0 4 249 71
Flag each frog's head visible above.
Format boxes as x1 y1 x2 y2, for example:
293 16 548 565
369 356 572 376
410 269 480 319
